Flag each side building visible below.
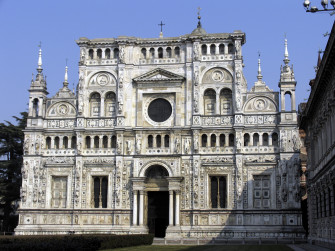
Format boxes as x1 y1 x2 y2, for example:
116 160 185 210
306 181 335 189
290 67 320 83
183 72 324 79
299 22 335 247
16 23 304 241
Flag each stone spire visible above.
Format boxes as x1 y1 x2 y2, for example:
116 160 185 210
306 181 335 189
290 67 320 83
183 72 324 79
191 7 207 35
30 45 47 91
280 37 295 82
251 52 271 92
257 53 263 81
37 46 43 73
64 65 69 87
53 64 74 98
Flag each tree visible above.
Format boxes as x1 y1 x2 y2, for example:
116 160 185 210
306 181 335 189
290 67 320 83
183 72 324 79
0 112 27 232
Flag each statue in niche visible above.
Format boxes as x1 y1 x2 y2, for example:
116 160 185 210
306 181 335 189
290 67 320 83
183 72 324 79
174 137 180 153
119 46 125 63
117 138 122 154
24 137 29 155
194 99 199 113
193 43 199 60
184 138 190 154
136 138 141 154
126 140 132 155
194 70 199 86
193 137 199 153
80 49 85 62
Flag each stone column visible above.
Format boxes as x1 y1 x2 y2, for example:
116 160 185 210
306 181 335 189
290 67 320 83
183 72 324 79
291 91 296 111
90 136 94 149
139 190 144 225
259 133 263 146
99 136 103 149
59 136 64 149
269 134 273 146
215 44 219 55
175 191 180 226
225 134 229 147
224 43 228 54
169 190 174 226
102 49 105 59
133 190 138 225
101 97 105 117
51 136 55 149
206 45 210 55
107 136 111 149
216 93 220 115
281 91 285 111
68 137 72 149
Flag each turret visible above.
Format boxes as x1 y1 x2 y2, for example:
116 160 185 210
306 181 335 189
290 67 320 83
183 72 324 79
27 46 48 127
279 38 297 123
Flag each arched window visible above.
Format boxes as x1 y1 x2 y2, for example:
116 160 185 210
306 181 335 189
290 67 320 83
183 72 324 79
201 134 207 147
145 165 169 178
253 133 259 146
63 136 68 149
90 92 101 117
46 137 51 149
156 135 161 147
210 44 216 55
201 44 207 55
166 47 172 58
141 48 146 59
211 134 216 147
103 136 108 148
158 47 163 58
89 49 94 59
105 48 111 59
148 135 153 148
272 132 278 146
219 44 225 54
149 48 155 59
164 135 169 147
174 47 180 57
285 91 292 111
54 137 60 149
113 48 119 59
219 134 225 147
32 98 39 117
244 134 250 146
263 133 269 146
86 136 91 149
111 135 116 148
228 43 234 54
105 92 116 117
220 89 232 115
71 136 76 149
94 136 99 148
97 49 102 59
204 89 216 115
229 134 234 147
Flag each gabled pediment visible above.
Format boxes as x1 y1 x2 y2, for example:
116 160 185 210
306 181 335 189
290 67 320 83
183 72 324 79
133 68 185 84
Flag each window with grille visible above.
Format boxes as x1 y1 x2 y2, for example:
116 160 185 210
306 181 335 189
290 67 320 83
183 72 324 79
92 176 108 208
210 176 227 208
51 176 67 208
253 175 270 208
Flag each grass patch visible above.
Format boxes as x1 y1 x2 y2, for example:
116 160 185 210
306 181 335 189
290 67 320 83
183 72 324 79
102 244 293 251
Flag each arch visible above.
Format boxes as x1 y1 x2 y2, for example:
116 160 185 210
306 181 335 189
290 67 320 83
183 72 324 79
46 101 77 118
201 44 207 55
253 133 259 146
166 47 172 58
164 135 169 147
46 137 51 149
284 91 292 111
228 43 234 54
220 88 232 115
148 135 153 148
219 134 225 147
105 92 116 117
54 137 60 149
244 133 250 146
211 134 216 147
63 136 68 149
105 48 111 59
90 92 101 117
272 132 279 146
86 136 91 149
219 44 225 54
263 133 269 146
145 165 169 178
158 47 163 58
111 135 116 148
200 66 234 84
149 48 155 59
89 49 94 59
141 48 146 59
139 161 173 177
156 135 162 147
202 134 208 147
204 89 216 115
103 136 108 148
210 44 216 55
174 47 180 57
32 98 39 117
243 96 278 113
94 136 99 148
97 49 102 59
71 136 76 149
229 134 234 147
113 48 119 59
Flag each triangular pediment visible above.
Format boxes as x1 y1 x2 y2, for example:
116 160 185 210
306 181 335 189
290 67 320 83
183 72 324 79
133 68 185 83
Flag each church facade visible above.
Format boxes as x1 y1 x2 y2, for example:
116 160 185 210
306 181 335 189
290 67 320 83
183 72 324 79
15 23 305 241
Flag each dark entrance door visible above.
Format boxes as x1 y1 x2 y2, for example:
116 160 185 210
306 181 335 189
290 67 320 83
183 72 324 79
147 191 169 237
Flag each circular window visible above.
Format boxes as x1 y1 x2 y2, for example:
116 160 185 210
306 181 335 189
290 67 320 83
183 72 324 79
148 98 172 123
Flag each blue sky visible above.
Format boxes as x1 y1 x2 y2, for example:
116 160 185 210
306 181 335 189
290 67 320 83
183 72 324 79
0 0 333 122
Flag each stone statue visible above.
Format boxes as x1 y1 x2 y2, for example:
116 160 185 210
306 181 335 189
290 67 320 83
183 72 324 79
117 138 122 154
184 138 190 154
194 70 199 86
174 137 180 153
136 138 141 154
193 43 199 61
126 140 132 155
119 46 125 63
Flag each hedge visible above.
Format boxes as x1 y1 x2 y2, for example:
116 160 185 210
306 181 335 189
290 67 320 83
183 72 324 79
0 234 154 251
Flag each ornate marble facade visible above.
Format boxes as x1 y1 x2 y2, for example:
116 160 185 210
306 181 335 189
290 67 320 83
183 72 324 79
15 23 304 242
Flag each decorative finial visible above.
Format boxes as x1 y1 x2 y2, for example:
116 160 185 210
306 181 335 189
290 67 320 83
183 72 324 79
197 7 202 28
64 59 68 87
37 41 43 73
158 21 165 38
257 51 263 80
284 36 290 65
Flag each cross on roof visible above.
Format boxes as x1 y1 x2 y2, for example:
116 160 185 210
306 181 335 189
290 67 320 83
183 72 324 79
158 21 165 33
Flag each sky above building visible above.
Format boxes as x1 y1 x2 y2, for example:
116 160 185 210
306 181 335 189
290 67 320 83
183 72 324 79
0 0 333 122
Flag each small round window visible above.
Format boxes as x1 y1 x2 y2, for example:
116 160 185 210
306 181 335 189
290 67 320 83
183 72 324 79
148 98 172 123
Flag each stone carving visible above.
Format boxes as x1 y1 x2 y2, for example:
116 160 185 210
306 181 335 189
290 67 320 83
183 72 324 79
46 157 75 164
193 135 199 153
202 116 233 126
174 137 180 153
202 156 233 164
245 155 277 163
245 115 276 125
24 136 30 155
47 120 75 129
136 138 141 154
184 138 190 154
193 43 199 61
126 140 132 155
193 70 199 86
84 158 115 165
86 119 116 128
117 138 122 154
119 46 125 63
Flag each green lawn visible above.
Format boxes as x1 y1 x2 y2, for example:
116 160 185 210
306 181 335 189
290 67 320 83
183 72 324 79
102 245 293 251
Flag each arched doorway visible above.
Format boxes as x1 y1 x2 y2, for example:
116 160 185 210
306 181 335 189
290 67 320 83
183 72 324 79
145 165 169 237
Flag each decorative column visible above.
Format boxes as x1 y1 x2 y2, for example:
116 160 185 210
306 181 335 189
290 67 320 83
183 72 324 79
250 133 254 146
51 136 55 149
269 134 273 146
169 190 174 226
225 134 229 147
175 191 180 226
101 97 105 117
59 136 64 149
139 190 144 225
133 190 138 225
90 136 94 149
259 133 263 146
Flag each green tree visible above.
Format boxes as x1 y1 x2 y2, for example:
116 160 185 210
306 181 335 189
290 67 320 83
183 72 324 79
0 112 27 232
